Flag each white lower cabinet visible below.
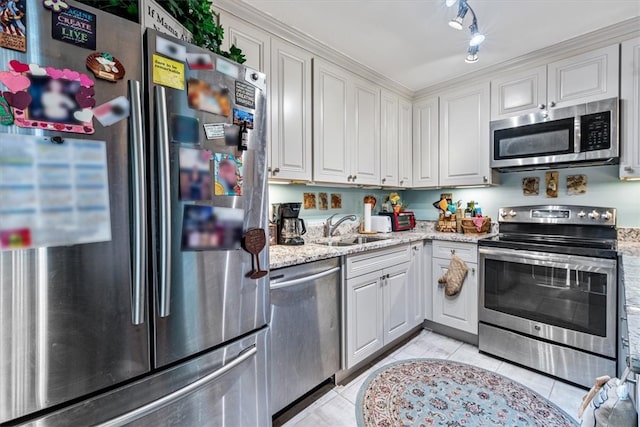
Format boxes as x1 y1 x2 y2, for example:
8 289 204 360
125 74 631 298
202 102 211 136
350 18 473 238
345 245 412 369
431 241 478 335
407 242 425 327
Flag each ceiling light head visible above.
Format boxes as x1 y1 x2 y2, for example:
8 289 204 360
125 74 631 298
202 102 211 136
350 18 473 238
468 20 485 46
465 45 479 63
448 1 468 30
445 0 457 7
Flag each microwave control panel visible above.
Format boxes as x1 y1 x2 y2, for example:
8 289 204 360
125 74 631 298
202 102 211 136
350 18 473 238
580 110 611 151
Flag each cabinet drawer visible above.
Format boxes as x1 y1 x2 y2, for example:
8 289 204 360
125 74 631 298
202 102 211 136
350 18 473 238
432 241 477 263
346 244 410 279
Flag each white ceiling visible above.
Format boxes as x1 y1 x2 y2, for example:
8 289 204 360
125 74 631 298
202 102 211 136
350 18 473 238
243 0 640 91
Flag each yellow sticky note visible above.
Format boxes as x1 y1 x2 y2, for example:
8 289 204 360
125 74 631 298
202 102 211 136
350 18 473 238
152 54 185 90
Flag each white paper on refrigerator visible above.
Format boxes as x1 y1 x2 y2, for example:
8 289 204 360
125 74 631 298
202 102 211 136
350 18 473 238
0 135 111 250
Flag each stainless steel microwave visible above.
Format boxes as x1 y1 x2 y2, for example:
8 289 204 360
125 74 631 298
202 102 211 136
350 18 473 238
490 98 618 171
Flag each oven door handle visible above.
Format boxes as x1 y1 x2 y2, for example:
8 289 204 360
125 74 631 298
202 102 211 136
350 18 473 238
478 246 617 271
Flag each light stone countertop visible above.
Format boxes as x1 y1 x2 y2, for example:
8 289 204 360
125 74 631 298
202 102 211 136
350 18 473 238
269 230 494 270
618 241 640 373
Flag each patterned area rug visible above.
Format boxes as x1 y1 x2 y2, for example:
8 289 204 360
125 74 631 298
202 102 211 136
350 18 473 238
356 359 577 426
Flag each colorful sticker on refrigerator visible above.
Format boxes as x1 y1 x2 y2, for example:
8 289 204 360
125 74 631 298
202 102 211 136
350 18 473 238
181 205 243 251
171 114 200 144
152 54 184 90
178 147 212 201
2 61 95 134
0 134 111 251
186 52 213 70
187 78 231 116
234 80 255 109
51 5 96 50
156 36 186 62
214 153 243 196
216 58 238 79
0 94 14 125
232 108 254 129
203 123 225 140
86 52 125 82
0 0 26 52
93 96 130 127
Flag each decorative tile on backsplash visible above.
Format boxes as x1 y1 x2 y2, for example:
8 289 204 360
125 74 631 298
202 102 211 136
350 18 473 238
618 228 640 242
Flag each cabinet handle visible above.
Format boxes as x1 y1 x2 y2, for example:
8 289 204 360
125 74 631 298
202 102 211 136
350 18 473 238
347 175 353 182
622 337 630 348
538 104 546 110
352 175 357 181
450 249 455 255
382 178 386 183
471 268 476 274
267 166 272 173
624 166 634 173
549 101 556 108
483 176 488 183
400 180 404 185
273 167 280 175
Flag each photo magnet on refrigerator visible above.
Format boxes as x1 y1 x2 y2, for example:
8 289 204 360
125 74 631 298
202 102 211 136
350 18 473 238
0 94 14 125
152 54 184 90
171 115 200 144
0 0 26 52
178 147 213 201
156 36 186 62
93 96 130 127
51 5 97 50
232 108 254 129
234 81 256 109
214 153 243 196
203 123 225 140
186 52 213 70
187 78 231 116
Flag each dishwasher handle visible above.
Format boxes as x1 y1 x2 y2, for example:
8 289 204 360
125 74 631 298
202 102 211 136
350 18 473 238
270 267 340 290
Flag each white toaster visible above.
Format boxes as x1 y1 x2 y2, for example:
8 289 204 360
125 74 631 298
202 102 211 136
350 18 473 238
370 215 392 233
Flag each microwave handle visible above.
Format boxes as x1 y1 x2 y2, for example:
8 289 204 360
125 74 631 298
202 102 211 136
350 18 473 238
410 215 416 230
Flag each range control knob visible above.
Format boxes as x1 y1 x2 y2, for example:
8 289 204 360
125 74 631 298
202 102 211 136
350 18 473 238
509 210 517 217
588 210 600 220
601 211 613 221
578 211 586 218
500 210 508 218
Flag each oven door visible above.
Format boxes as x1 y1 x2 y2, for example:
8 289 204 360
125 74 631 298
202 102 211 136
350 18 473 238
479 247 616 358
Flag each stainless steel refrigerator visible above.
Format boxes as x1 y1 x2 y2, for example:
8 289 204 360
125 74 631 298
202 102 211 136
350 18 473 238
0 2 269 425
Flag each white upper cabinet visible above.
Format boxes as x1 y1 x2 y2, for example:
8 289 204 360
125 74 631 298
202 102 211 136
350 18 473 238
547 44 619 108
439 82 492 187
380 90 399 187
220 13 270 74
490 66 547 120
412 97 439 188
351 77 381 186
620 37 640 180
313 60 381 185
398 98 413 188
313 59 352 184
270 38 313 181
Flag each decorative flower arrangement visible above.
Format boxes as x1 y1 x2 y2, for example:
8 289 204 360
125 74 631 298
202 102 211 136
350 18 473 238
385 192 406 213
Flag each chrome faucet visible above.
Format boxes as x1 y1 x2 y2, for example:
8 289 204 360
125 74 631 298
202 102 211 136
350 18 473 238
324 214 357 237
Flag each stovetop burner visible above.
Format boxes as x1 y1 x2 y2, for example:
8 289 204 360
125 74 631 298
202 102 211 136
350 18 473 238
478 205 618 259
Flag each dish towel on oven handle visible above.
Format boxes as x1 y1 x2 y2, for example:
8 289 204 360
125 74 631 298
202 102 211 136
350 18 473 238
437 255 469 297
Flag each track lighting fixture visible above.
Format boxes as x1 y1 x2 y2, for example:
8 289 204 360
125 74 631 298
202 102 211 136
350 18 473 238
445 0 485 62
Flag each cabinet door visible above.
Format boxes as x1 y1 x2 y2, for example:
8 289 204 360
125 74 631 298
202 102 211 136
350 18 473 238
620 38 640 180
398 98 413 187
547 44 619 108
346 271 384 369
439 82 491 187
351 77 381 186
313 60 352 184
407 243 424 327
383 263 411 345
380 90 399 187
432 258 478 335
412 97 439 187
270 38 312 181
220 13 270 74
423 241 433 321
490 66 547 120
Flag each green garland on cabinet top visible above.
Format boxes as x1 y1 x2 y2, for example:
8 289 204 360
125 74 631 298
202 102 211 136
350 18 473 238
77 0 246 64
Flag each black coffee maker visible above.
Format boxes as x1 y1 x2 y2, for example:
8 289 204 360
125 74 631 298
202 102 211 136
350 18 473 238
274 203 306 246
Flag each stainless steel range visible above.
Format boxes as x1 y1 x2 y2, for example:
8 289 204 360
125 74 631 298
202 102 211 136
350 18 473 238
478 205 618 388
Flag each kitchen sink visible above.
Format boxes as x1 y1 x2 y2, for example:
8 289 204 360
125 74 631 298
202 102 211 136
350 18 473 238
315 236 391 247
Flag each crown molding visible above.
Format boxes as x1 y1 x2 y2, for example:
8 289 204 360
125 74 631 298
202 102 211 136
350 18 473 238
213 0 415 98
413 17 640 100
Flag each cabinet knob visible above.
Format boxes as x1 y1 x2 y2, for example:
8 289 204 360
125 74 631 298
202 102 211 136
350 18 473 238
538 104 545 110
549 101 556 108
382 178 386 183
483 176 488 183
451 249 455 255
273 167 280 175
347 175 353 182
400 180 404 185
352 175 357 181
471 268 476 274
267 166 272 173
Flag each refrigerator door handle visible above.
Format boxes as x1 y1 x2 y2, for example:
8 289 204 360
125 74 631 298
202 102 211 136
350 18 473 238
96 345 258 427
128 80 147 326
155 86 172 318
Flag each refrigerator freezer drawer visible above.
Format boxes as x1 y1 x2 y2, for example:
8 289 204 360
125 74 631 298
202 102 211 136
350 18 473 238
23 328 270 427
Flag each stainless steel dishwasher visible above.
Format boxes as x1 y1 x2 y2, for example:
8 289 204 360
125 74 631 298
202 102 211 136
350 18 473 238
269 258 341 415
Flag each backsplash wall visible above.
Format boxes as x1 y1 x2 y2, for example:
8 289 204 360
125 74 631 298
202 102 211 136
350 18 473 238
404 165 640 227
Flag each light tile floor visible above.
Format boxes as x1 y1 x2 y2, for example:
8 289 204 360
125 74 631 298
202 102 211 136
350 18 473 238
280 329 586 426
